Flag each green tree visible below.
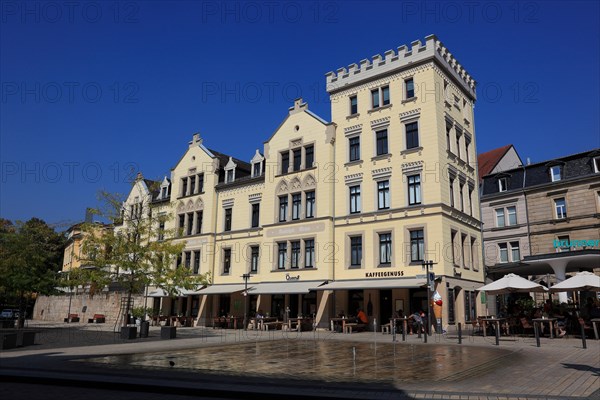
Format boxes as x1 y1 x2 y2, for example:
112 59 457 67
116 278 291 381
0 218 66 328
80 188 210 327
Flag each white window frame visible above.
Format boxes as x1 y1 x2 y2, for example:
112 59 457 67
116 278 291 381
550 165 562 182
593 157 600 173
498 243 508 263
498 177 508 192
554 197 567 219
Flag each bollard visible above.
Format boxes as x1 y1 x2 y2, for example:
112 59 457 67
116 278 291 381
580 323 587 349
417 321 422 339
458 323 462 344
422 322 427 343
534 322 540 348
402 322 406 342
495 322 500 346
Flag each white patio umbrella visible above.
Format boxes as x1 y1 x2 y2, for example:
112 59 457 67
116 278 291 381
549 272 600 292
477 273 549 295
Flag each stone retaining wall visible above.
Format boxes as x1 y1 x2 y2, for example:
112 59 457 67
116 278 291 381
33 292 147 325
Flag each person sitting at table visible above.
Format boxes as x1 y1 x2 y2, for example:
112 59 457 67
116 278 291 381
338 310 345 318
255 309 264 318
356 308 368 325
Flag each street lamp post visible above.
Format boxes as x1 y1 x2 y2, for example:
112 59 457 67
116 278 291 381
422 260 437 336
242 273 251 331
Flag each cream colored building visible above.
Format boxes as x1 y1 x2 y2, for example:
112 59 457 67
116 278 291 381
322 34 485 328
116 35 486 330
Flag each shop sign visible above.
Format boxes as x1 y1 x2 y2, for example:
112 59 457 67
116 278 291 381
365 270 404 278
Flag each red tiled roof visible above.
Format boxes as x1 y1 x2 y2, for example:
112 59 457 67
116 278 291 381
477 145 513 181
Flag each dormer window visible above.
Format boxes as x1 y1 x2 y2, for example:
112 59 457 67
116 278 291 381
224 156 237 183
550 165 562 182
498 177 508 192
593 156 600 173
250 149 265 178
161 187 167 198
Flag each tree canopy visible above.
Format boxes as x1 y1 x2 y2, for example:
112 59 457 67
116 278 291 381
0 217 66 328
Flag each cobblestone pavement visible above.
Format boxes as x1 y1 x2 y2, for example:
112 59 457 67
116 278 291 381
1 321 598 399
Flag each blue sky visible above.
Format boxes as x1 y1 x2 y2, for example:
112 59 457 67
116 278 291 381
1 0 599 227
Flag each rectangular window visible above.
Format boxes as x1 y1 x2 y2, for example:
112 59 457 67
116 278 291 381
405 78 414 99
455 133 461 159
550 166 562 182
304 239 315 268
184 251 191 268
251 203 260 228
305 191 315 218
507 206 516 225
186 212 194 236
250 246 259 273
349 136 360 161
223 249 231 274
253 163 261 177
178 214 185 234
471 238 478 270
291 241 301 269
379 233 392 265
198 174 204 193
459 183 465 212
376 129 388 155
449 178 455 208
468 188 474 216
498 177 508 192
161 186 168 199
224 208 232 231
279 196 288 222
181 178 188 197
292 193 301 220
278 242 287 269
377 180 390 210
557 235 570 252
408 174 421 205
193 250 200 274
281 152 289 174
305 145 314 168
293 149 301 171
499 243 508 263
554 197 567 219
465 137 471 165
195 211 203 234
158 220 165 241
446 123 452 152
176 253 182 269
350 95 358 115
451 230 457 265
461 234 467 268
594 157 600 173
410 229 424 262
371 88 380 108
510 241 520 262
496 208 505 227
382 85 390 105
349 185 361 214
405 122 419 149
350 236 362 267
226 169 234 183
189 175 196 194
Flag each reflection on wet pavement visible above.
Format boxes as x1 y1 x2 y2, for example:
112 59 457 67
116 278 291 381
85 340 520 383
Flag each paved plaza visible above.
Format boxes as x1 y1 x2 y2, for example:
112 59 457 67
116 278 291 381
1 321 599 400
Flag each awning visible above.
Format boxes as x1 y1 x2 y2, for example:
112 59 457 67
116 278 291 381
249 281 326 295
147 288 167 297
314 278 426 291
197 284 252 295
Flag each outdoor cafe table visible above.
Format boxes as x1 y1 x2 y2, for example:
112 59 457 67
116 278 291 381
590 318 600 340
480 317 506 338
287 317 313 332
329 318 348 332
251 316 277 330
532 317 557 339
